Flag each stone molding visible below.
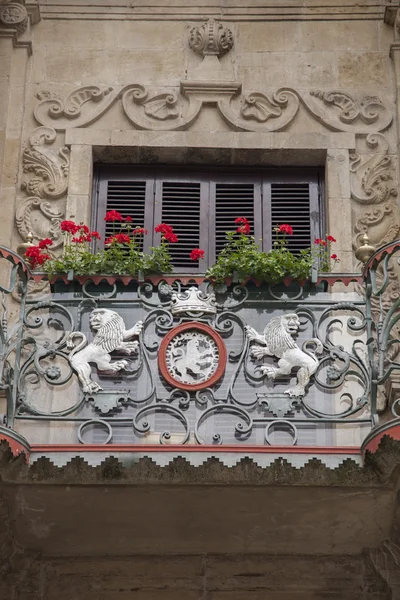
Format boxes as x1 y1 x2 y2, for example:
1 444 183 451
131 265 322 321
40 1 384 21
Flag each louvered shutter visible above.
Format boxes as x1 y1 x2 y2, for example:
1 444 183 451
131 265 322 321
154 178 208 271
210 179 262 262
263 179 320 252
95 171 154 252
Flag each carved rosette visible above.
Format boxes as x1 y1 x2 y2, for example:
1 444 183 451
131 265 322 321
0 2 28 35
189 19 233 57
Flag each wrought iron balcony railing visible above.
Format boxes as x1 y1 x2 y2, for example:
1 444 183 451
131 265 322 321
0 241 399 453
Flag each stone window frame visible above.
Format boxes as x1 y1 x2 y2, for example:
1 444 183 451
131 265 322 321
65 129 355 272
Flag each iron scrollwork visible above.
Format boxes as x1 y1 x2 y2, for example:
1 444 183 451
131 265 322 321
0 257 396 447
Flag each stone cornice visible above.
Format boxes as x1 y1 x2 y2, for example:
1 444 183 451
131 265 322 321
39 0 383 22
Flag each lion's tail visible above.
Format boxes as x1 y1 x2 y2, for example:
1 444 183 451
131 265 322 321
66 332 88 356
302 338 323 362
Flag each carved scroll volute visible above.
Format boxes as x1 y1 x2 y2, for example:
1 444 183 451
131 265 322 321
16 127 69 250
350 134 398 205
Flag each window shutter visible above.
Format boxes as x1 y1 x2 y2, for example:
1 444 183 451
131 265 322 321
155 180 207 271
269 182 316 253
210 180 262 262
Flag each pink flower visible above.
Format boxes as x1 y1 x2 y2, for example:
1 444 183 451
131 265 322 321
190 248 205 261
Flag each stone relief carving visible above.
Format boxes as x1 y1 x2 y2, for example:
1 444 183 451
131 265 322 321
350 134 398 205
188 19 234 58
165 331 219 386
67 308 143 394
245 314 323 397
16 127 69 249
32 83 393 134
0 2 28 35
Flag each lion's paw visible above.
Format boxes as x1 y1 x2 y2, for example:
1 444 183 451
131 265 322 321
123 341 139 354
284 386 305 397
83 382 103 394
110 360 129 372
260 365 277 379
251 346 267 360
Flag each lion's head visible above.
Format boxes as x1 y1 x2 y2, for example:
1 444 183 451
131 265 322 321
263 313 299 356
90 309 125 353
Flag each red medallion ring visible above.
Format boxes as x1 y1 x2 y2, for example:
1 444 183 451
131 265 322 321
158 322 227 391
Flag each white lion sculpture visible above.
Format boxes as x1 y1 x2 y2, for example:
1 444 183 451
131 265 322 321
245 313 323 397
66 308 143 394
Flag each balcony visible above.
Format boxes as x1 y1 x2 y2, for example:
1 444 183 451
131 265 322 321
0 241 399 469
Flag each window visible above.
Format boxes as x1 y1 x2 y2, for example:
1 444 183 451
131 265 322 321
93 166 324 272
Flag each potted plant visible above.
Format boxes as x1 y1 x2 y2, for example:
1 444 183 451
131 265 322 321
205 218 339 286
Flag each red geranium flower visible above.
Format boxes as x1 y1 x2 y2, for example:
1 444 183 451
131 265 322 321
331 254 339 260
125 216 133 223
235 217 249 225
25 246 50 269
237 223 251 235
133 228 148 235
155 223 173 235
91 231 101 240
326 235 336 242
112 233 131 244
72 236 85 244
278 224 293 235
38 238 52 249
104 210 123 222
314 238 327 246
164 232 178 243
61 220 79 234
190 248 205 261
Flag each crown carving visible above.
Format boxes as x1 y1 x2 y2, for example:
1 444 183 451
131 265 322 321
189 19 233 58
170 286 217 315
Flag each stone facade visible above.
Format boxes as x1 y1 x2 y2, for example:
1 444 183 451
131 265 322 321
1 0 400 598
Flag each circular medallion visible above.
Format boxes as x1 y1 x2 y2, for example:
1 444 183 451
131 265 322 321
158 322 227 391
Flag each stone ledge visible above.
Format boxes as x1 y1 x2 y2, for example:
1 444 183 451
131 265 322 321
0 435 399 486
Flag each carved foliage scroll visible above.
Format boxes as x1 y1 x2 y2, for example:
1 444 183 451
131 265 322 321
33 84 393 134
16 127 69 250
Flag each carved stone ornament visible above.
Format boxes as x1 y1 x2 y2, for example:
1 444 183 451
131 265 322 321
246 314 323 397
16 126 69 249
66 309 143 395
32 84 393 134
350 133 398 205
0 2 28 35
158 322 227 391
170 286 217 316
189 19 233 57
